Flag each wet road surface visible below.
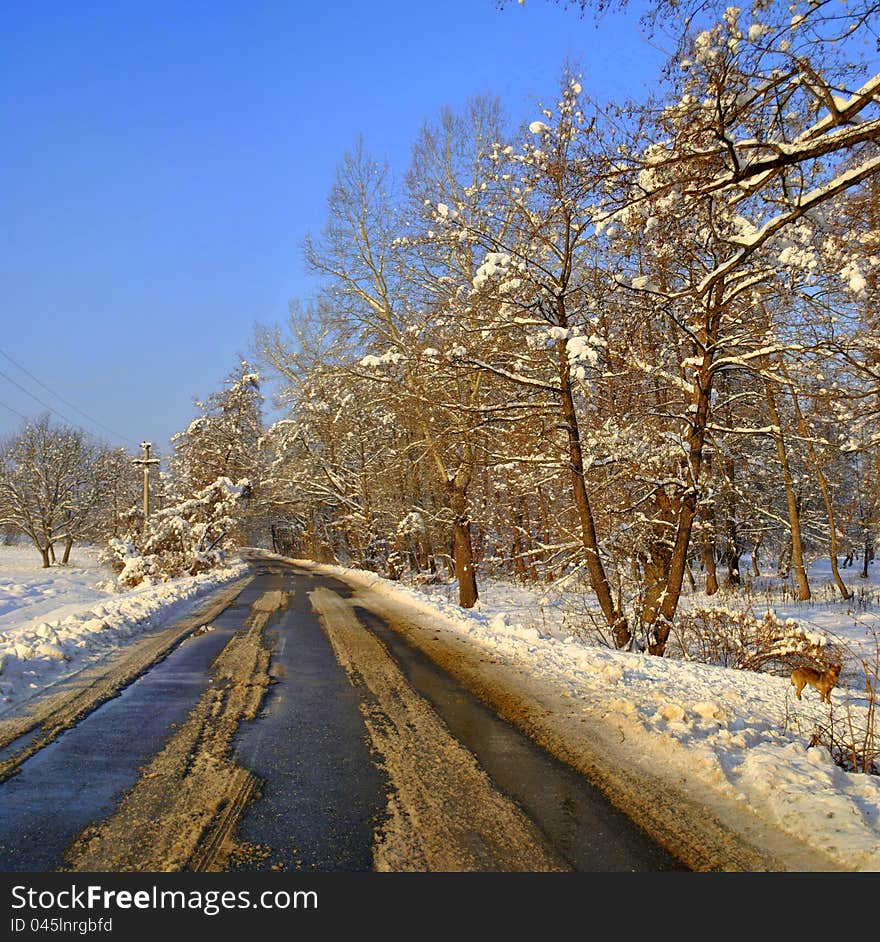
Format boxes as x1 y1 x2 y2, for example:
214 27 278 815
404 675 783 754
230 573 387 871
0 557 684 871
0 581 261 871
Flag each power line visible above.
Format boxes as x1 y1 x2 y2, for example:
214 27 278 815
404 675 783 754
0 348 136 447
0 398 28 421
0 365 82 428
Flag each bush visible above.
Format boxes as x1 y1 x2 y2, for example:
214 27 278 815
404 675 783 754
105 477 249 588
669 606 841 674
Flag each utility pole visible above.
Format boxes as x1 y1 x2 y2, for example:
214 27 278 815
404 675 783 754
133 442 160 532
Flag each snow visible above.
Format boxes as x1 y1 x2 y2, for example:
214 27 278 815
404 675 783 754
472 251 511 290
566 334 599 367
840 260 868 295
0 543 249 714
295 558 880 872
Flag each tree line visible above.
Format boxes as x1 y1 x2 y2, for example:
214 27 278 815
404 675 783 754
254 0 880 655
1 0 877 657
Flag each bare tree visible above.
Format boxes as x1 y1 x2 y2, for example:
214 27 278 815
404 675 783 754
0 415 105 567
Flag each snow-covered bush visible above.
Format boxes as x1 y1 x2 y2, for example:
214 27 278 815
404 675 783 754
105 476 249 588
670 607 841 675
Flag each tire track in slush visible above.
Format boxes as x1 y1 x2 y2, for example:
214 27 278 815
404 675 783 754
309 586 567 872
63 590 285 872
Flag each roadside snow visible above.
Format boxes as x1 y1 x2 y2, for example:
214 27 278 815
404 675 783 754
0 543 110 634
294 558 880 872
0 544 250 714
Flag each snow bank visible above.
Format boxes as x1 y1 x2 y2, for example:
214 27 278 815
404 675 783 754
0 545 249 713
0 544 111 633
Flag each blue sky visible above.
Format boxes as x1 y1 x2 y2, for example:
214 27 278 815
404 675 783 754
0 0 665 454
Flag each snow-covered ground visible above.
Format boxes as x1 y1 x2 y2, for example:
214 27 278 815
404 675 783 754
300 557 880 872
0 543 249 714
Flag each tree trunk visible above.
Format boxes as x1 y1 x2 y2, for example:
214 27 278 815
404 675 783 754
520 494 539 582
777 539 792 579
62 539 73 565
724 542 742 589
40 546 50 568
449 479 478 609
452 520 478 608
700 490 719 595
641 543 673 624
649 325 718 656
702 541 719 595
763 380 811 600
537 487 554 581
813 472 851 599
723 459 741 589
556 335 629 648
782 372 852 600
508 476 526 581
752 534 763 577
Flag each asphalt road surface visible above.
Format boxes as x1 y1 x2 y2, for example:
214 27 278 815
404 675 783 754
0 557 684 872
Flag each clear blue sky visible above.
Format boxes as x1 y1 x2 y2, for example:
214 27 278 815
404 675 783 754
0 0 665 455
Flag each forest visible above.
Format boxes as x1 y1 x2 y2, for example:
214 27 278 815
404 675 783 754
2 0 878 659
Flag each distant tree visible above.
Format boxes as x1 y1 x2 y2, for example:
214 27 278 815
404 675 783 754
91 446 147 541
0 415 105 567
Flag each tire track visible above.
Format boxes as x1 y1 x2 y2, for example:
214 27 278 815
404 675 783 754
309 586 567 872
63 590 285 872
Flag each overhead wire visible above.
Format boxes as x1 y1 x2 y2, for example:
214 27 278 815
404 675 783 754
0 348 133 444
0 349 137 448
0 364 81 428
0 398 29 421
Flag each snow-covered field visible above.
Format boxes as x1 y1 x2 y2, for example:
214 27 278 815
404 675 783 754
302 557 880 872
0 543 249 714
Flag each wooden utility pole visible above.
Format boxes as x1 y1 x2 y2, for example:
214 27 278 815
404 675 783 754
133 442 160 532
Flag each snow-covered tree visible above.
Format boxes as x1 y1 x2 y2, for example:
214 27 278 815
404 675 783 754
0 416 107 567
169 361 264 542
106 476 249 588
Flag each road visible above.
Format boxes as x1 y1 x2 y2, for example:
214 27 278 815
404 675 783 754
0 556 684 872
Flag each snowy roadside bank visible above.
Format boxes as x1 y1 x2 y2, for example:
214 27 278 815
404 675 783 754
0 545 251 715
290 556 880 872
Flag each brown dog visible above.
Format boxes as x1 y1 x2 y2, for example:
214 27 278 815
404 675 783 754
791 663 841 703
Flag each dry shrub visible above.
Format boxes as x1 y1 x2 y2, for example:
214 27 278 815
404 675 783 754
670 607 841 674
803 636 879 775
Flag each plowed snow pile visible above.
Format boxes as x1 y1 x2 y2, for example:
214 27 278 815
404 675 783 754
0 543 248 713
